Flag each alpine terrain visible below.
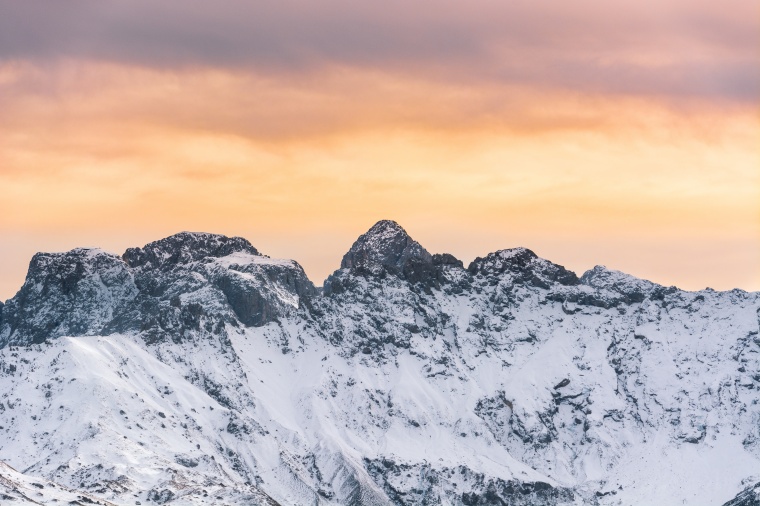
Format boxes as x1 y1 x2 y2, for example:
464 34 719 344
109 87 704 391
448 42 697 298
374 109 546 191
0 220 758 505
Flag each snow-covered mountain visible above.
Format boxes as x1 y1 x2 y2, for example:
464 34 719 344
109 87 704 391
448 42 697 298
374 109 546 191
0 220 758 505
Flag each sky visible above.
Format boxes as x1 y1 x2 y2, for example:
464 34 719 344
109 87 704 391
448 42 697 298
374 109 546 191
0 0 758 298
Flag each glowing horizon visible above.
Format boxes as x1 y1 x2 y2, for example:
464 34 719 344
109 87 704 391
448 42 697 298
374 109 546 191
1 0 758 298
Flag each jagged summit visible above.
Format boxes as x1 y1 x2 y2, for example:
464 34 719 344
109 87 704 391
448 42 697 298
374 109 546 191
0 248 137 345
123 231 260 270
339 220 434 277
0 232 311 347
580 265 661 302
468 247 579 288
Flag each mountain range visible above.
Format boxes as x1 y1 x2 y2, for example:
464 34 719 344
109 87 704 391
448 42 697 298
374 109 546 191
1 220 758 505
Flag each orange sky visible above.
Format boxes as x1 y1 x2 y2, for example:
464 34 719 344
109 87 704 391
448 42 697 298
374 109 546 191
0 0 758 298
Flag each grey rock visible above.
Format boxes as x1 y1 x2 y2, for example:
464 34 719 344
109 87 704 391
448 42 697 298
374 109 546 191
113 241 316 340
432 253 464 269
123 231 259 270
468 248 579 288
339 220 434 282
147 488 176 504
214 257 317 327
1 232 316 347
324 221 466 300
365 458 576 506
722 482 760 506
0 248 138 347
580 265 659 304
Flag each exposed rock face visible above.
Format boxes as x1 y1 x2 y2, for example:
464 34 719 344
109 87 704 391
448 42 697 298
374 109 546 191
580 265 659 303
0 220 759 506
432 253 463 268
723 483 760 506
321 222 463 354
111 233 316 341
364 458 575 506
0 232 316 347
0 248 137 346
337 220 435 282
468 248 579 289
123 231 260 270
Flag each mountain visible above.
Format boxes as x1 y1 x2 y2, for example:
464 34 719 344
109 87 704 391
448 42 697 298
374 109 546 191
0 220 758 505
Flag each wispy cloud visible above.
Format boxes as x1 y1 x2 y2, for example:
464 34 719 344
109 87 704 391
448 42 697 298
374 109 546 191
0 0 756 101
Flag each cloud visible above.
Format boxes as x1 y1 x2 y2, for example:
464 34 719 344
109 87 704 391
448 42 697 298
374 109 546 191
0 0 757 102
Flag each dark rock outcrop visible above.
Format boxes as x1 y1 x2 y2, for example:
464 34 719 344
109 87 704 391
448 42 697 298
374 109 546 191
0 249 138 347
543 265 678 309
468 248 579 288
432 253 464 269
123 232 259 270
214 258 317 327
580 265 659 304
112 235 317 340
0 233 316 347
320 221 462 356
324 221 467 298
365 458 575 506
338 220 435 282
722 482 760 506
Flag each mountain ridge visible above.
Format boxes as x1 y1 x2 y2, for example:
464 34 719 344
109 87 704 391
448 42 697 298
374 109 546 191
0 220 758 505
2 222 748 309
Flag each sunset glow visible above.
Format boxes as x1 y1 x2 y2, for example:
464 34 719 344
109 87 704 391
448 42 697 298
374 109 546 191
1 0 758 297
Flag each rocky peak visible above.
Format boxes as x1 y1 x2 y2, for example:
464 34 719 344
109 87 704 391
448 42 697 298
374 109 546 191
432 253 464 269
468 248 579 288
0 248 137 346
339 220 433 278
123 232 260 270
23 248 132 296
580 265 659 303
